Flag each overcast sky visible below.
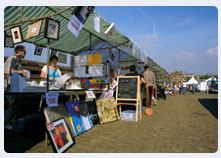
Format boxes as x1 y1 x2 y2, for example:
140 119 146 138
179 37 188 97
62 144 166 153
96 6 218 75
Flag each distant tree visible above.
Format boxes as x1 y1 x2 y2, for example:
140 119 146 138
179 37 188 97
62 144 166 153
184 76 191 82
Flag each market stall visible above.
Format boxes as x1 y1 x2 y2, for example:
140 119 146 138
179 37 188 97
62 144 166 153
4 6 150 153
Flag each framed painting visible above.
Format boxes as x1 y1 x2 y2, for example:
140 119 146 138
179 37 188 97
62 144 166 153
4 34 14 48
26 19 42 39
34 45 43 56
10 25 23 44
44 18 60 40
46 117 74 153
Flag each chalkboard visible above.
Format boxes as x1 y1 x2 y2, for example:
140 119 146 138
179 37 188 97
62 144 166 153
117 77 138 99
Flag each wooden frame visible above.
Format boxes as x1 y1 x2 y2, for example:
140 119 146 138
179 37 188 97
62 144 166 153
116 76 142 122
44 18 60 40
34 45 43 56
26 19 42 39
46 117 74 153
10 25 23 44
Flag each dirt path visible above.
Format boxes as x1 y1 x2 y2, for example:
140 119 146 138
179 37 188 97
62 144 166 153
26 92 218 153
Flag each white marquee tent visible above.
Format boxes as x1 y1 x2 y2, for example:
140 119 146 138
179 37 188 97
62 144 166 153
198 77 217 92
186 76 198 85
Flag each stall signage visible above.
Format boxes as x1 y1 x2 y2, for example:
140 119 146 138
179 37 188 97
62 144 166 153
46 92 59 107
67 14 84 37
86 91 96 99
46 123 55 131
117 77 138 99
111 79 118 89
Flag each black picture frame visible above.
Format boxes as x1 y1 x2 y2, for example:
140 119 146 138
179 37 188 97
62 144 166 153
4 32 14 48
51 49 57 57
46 117 75 153
72 6 95 24
10 25 24 44
44 18 60 40
34 45 43 56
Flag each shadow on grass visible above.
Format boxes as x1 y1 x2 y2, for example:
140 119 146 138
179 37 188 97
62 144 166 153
198 98 218 119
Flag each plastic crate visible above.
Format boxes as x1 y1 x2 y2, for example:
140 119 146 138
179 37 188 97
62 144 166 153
120 110 137 121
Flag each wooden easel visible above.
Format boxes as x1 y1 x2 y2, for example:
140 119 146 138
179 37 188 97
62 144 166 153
116 76 142 122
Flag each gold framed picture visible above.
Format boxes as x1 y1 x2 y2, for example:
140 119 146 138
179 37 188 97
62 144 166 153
26 20 42 39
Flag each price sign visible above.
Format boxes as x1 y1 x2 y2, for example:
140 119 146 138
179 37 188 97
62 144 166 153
46 92 59 107
46 123 55 131
86 91 96 99
111 78 118 89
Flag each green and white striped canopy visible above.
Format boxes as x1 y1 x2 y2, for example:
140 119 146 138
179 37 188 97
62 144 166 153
4 6 130 54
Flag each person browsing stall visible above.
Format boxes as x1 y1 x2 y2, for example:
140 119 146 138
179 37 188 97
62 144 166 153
143 65 156 108
124 65 145 111
8 45 28 78
40 55 62 82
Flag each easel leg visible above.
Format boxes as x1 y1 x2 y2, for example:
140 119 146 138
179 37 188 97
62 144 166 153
139 99 142 120
136 104 138 122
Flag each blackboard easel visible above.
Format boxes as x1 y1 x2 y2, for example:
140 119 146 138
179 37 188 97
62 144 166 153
116 76 142 122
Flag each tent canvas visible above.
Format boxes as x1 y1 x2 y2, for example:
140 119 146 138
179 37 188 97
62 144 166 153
186 76 198 85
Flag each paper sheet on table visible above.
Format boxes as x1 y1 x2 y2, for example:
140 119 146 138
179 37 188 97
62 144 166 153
55 73 72 88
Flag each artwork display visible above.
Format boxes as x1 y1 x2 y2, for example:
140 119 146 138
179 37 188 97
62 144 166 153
46 118 74 153
65 100 93 136
26 20 42 39
51 49 57 57
96 97 120 124
74 55 87 66
43 103 75 136
4 34 14 48
58 53 67 64
74 67 88 78
88 65 104 77
44 18 60 40
88 53 102 65
10 25 23 44
72 6 95 24
34 45 43 56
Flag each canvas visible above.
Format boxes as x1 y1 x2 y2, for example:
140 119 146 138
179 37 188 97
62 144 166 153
65 100 93 136
43 103 75 137
96 97 120 124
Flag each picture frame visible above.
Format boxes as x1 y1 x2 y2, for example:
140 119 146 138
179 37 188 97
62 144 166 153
72 6 95 24
51 49 57 57
10 25 23 44
26 19 42 39
34 45 43 56
44 18 60 40
58 53 67 64
46 117 74 153
4 32 14 48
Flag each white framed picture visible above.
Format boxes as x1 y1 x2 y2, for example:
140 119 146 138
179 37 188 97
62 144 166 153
10 25 23 44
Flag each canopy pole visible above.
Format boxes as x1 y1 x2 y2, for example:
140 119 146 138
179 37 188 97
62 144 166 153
46 39 50 92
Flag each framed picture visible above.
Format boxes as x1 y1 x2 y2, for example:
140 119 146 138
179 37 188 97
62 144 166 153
34 45 43 56
51 49 57 57
26 20 42 39
58 53 67 64
46 117 74 153
65 100 93 136
10 25 23 44
4 33 14 48
72 6 95 24
44 18 60 40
